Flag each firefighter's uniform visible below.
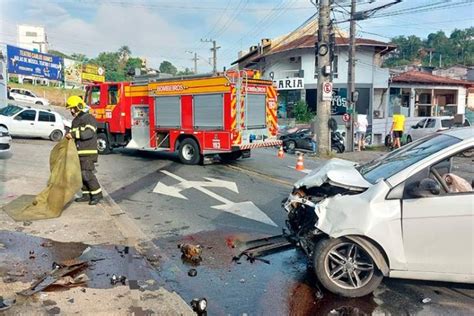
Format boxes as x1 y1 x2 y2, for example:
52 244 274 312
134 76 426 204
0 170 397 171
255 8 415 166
66 96 102 204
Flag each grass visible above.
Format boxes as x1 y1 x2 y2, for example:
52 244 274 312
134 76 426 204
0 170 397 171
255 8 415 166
9 83 84 107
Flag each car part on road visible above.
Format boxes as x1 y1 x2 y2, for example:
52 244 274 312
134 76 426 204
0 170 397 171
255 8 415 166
188 268 198 277
190 298 207 316
110 274 127 285
0 297 15 312
232 234 295 264
178 243 203 262
19 261 88 296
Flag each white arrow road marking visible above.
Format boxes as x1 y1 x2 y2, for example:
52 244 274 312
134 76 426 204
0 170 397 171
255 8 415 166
212 202 277 227
153 182 188 200
288 165 312 174
154 170 277 227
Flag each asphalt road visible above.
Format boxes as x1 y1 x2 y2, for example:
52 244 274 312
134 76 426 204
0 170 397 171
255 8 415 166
2 139 474 315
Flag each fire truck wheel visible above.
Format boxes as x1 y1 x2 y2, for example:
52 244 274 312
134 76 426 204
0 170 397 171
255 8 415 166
97 133 112 155
178 138 201 165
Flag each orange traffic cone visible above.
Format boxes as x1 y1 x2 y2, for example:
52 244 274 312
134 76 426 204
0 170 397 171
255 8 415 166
295 153 305 171
277 146 284 158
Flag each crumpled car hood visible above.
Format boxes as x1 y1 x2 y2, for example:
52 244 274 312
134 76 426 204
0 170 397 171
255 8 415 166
294 158 372 190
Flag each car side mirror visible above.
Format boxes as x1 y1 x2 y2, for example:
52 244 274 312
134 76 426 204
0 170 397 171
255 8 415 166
14 116 22 121
408 178 441 198
411 125 417 129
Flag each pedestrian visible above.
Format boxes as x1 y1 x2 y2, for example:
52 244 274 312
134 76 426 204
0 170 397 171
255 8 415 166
65 95 103 205
390 113 405 149
355 114 368 151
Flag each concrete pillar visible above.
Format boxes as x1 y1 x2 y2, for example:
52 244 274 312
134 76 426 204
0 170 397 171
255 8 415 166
457 88 466 114
409 88 415 117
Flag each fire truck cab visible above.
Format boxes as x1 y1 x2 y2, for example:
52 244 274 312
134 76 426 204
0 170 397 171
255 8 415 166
84 71 281 165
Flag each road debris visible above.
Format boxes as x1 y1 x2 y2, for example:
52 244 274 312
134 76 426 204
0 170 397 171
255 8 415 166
188 269 198 277
178 243 203 262
18 261 88 296
110 274 127 285
422 298 432 304
0 297 16 312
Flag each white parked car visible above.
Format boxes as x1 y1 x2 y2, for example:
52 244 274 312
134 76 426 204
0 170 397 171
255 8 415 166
0 104 68 141
284 127 473 297
9 88 49 106
0 125 12 153
406 116 471 142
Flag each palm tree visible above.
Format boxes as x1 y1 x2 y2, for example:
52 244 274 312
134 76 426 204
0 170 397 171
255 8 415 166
118 45 131 62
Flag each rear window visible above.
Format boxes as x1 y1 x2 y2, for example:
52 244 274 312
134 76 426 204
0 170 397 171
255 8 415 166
39 111 56 122
441 119 453 128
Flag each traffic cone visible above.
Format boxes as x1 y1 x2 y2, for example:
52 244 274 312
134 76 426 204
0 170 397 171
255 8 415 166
295 153 305 171
277 146 284 158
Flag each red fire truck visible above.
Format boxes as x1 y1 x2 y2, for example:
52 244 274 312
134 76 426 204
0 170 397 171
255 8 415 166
84 70 281 164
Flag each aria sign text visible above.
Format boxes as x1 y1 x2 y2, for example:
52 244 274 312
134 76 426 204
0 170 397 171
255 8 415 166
274 77 304 90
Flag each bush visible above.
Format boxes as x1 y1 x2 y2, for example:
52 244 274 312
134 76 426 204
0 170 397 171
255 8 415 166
293 100 313 123
8 76 19 84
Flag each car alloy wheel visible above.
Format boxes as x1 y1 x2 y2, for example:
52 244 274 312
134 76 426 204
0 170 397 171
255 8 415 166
287 141 296 150
324 242 375 290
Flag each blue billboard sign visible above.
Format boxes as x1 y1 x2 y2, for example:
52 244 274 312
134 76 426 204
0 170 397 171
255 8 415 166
7 45 63 81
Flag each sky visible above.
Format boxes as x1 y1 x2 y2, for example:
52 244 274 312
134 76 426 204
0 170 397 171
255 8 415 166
0 0 473 72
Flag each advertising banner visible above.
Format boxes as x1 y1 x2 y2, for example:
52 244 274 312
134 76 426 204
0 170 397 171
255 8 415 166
0 45 7 105
7 45 63 81
81 64 105 83
64 58 83 86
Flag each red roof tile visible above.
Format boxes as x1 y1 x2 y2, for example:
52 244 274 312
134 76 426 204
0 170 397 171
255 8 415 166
391 71 473 86
269 34 394 55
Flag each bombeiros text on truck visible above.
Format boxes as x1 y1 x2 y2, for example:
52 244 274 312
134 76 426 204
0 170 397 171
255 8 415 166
83 69 281 164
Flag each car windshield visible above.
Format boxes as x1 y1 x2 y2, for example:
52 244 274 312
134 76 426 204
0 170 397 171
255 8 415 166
0 104 23 116
358 134 461 184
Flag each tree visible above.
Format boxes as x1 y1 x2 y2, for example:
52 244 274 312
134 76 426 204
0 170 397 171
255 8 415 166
159 61 178 75
177 68 194 76
70 53 88 63
383 27 474 68
118 45 131 62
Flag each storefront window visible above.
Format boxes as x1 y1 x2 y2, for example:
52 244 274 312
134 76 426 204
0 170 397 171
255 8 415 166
278 90 301 118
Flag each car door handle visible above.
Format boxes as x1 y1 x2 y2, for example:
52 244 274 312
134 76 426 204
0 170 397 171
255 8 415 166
30 123 34 125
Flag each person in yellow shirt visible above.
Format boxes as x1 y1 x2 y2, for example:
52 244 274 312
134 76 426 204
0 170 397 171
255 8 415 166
391 114 405 149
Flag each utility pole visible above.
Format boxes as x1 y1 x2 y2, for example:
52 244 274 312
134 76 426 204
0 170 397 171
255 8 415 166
201 39 220 74
315 0 332 155
346 0 356 152
186 51 199 74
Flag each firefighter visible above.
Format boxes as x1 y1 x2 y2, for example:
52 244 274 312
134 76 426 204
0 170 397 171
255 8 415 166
65 95 103 205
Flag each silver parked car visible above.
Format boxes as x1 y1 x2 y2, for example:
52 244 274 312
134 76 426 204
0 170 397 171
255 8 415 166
283 127 473 297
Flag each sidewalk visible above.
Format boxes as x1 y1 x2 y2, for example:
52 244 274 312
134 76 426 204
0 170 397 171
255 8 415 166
0 140 193 315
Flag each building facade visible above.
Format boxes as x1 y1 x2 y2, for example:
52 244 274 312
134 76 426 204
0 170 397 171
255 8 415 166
17 25 48 53
232 24 395 139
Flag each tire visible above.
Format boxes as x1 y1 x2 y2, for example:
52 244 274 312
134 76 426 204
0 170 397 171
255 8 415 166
287 140 296 151
219 151 242 162
313 238 383 298
35 101 43 105
49 130 63 142
337 144 345 153
97 133 112 155
406 135 412 143
178 138 201 165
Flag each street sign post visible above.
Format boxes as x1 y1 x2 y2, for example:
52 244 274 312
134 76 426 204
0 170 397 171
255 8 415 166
342 113 351 122
322 81 333 101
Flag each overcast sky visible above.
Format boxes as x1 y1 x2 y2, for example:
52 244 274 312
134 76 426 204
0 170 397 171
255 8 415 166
1 0 472 72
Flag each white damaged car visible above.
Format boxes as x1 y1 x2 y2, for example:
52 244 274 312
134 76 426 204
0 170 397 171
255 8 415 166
283 127 473 297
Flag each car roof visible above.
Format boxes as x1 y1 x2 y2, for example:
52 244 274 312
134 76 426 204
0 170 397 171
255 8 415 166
8 103 57 114
441 126 474 140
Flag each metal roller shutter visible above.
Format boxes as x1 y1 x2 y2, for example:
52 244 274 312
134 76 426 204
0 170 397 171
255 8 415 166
155 96 181 128
193 94 223 129
246 94 266 129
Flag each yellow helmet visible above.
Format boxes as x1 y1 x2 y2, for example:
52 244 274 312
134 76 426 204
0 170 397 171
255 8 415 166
66 95 86 110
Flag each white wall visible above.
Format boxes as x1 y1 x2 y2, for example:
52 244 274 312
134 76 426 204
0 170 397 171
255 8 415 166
17 25 47 52
263 46 390 87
